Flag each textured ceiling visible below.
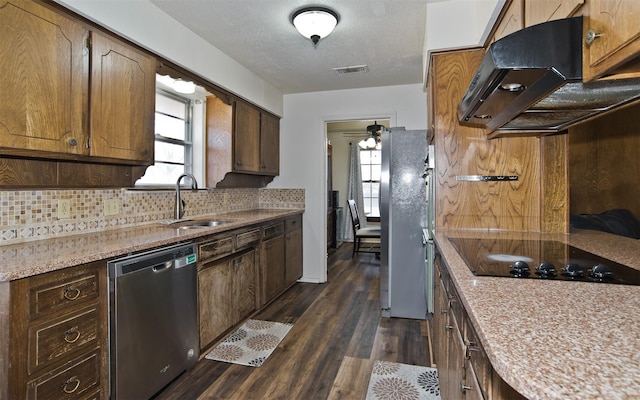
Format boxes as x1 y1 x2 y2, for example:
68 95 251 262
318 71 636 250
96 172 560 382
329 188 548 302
149 0 428 94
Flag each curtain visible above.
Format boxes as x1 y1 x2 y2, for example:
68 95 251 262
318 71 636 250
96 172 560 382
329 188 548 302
344 143 366 242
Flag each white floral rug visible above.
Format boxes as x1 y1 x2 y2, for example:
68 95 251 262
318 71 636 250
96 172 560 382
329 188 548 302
204 319 293 367
366 361 441 400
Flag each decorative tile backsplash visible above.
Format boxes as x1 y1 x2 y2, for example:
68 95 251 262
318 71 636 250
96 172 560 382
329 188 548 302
0 188 304 244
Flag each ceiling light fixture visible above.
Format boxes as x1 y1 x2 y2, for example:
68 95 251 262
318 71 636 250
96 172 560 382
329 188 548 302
359 121 384 149
291 6 339 47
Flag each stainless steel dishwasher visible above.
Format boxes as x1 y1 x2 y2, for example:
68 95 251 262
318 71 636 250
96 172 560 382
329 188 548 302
108 242 199 400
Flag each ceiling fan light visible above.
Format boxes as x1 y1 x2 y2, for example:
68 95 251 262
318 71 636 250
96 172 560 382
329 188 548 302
365 137 376 148
292 7 339 46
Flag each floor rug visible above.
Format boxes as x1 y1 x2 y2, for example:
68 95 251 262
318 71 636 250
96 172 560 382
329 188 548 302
204 319 293 367
365 361 441 400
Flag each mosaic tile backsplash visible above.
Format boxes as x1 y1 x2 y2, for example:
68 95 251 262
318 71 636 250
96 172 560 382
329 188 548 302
0 188 304 244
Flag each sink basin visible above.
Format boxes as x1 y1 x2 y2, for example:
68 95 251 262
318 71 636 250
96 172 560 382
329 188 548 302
178 220 231 229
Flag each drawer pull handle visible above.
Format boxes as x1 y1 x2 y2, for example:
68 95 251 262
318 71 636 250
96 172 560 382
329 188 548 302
63 286 81 301
460 382 472 392
63 376 81 394
64 327 81 343
445 325 454 330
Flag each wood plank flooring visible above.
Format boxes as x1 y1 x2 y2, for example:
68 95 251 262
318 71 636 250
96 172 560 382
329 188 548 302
154 244 433 400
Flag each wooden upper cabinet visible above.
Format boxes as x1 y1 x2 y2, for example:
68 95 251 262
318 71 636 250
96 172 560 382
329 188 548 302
0 0 155 168
233 100 280 176
583 0 640 81
260 112 280 175
524 0 584 27
491 0 524 43
0 0 88 157
90 31 155 163
234 100 261 173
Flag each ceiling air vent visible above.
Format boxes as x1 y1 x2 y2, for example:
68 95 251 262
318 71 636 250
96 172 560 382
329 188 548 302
333 65 369 75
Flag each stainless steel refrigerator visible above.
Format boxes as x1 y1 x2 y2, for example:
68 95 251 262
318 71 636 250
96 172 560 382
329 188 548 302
380 128 433 319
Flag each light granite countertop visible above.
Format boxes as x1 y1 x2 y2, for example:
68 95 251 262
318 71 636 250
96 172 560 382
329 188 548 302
434 229 640 400
0 208 303 281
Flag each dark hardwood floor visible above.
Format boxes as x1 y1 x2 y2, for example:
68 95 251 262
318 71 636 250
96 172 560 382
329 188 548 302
155 243 433 400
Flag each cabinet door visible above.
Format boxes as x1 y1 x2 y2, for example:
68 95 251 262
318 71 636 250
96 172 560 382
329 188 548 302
0 0 88 156
233 100 261 173
491 0 524 42
432 259 448 370
583 0 640 81
198 259 232 350
524 0 584 27
232 250 257 324
89 31 155 163
445 312 465 400
462 360 485 400
259 112 280 175
262 234 285 303
285 228 303 286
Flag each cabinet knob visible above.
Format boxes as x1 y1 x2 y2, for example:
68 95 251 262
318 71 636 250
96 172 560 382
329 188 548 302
63 376 81 394
460 382 473 392
585 29 602 46
68 138 78 146
142 149 149 155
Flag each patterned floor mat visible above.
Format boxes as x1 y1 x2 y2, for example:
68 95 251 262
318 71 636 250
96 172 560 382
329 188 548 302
366 360 441 400
204 319 293 367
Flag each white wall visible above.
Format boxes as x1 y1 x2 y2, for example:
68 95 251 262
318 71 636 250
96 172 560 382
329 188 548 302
423 0 505 82
54 0 283 116
271 84 427 283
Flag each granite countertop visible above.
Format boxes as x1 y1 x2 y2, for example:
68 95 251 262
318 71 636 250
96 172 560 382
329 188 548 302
434 229 640 400
0 209 303 281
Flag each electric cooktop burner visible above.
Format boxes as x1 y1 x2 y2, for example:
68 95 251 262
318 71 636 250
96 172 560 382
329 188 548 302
448 237 640 286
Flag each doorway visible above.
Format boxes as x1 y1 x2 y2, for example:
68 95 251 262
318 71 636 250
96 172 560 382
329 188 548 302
326 119 390 253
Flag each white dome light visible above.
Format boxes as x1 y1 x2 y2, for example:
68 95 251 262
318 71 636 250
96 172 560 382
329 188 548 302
292 7 339 46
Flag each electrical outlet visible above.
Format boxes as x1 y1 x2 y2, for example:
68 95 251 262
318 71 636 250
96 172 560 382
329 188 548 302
104 198 120 216
58 199 71 219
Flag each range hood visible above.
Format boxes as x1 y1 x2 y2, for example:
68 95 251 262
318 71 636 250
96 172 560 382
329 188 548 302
458 16 640 136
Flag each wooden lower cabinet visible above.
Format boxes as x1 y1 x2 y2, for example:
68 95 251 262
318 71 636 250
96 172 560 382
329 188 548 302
1 261 108 399
198 248 257 351
232 250 258 325
198 256 233 349
261 227 285 305
197 215 302 350
433 250 525 400
285 215 303 287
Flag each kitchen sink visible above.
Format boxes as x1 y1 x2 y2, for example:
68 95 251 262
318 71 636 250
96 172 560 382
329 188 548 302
178 220 232 229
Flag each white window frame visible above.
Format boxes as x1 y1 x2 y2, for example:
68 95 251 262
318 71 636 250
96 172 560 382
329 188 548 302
136 89 194 187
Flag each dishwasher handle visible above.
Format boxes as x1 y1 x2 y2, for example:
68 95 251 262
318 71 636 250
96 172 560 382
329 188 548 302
152 261 173 273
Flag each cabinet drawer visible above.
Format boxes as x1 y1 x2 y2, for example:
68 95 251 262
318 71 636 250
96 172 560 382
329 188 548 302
28 306 99 374
263 222 284 240
26 350 101 400
285 215 302 233
236 229 260 250
29 270 99 319
199 236 234 262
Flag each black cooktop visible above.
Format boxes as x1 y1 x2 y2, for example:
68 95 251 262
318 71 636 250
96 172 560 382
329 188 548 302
448 237 640 286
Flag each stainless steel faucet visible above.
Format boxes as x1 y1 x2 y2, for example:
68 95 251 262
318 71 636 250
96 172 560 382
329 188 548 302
175 173 198 220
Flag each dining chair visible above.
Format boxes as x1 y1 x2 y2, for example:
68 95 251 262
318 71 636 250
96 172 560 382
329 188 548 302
347 199 381 257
